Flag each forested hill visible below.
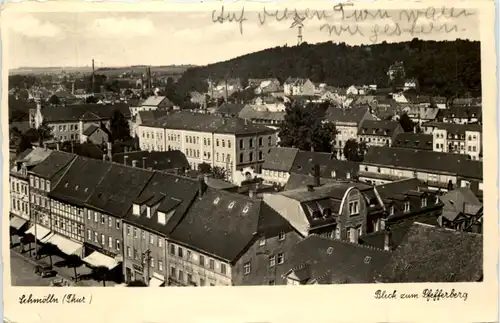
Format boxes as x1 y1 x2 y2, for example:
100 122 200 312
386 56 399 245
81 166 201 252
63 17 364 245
177 38 481 97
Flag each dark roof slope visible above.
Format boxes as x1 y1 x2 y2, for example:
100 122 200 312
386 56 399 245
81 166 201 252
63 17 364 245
262 147 299 172
325 106 370 124
287 235 391 284
216 103 246 116
169 188 291 262
290 151 359 179
363 146 478 177
85 164 154 217
137 110 171 123
49 156 111 206
30 150 76 180
377 223 483 282
359 120 402 137
41 103 131 123
375 178 426 201
112 150 189 171
392 133 433 151
123 172 199 236
284 173 337 191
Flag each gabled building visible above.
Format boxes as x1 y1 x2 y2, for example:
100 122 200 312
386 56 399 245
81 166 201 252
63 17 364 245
283 235 390 285
80 123 111 145
112 150 189 173
283 78 315 96
358 120 404 147
392 133 433 151
438 187 482 231
422 122 482 160
238 105 286 127
260 147 299 186
263 181 372 241
130 96 173 117
437 105 481 124
376 222 482 283
168 184 301 286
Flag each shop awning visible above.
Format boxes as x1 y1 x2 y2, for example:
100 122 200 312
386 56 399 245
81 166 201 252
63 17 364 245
45 234 82 256
10 217 27 230
149 273 164 287
25 224 51 241
83 252 119 270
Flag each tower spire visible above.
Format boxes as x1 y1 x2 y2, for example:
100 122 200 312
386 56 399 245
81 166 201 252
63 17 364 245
297 26 303 46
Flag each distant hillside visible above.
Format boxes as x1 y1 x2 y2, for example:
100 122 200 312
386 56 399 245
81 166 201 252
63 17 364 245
9 65 195 76
177 39 481 97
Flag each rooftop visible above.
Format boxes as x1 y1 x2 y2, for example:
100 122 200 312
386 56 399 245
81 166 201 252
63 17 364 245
261 147 299 172
112 150 189 171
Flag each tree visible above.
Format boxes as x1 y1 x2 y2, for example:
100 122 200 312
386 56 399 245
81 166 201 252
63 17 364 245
198 162 212 174
279 101 337 153
36 121 54 146
127 280 147 287
17 135 33 154
48 95 61 105
20 233 36 257
343 139 367 162
399 113 415 132
91 266 110 287
86 96 99 104
110 110 131 142
212 166 227 180
38 242 59 266
66 254 83 282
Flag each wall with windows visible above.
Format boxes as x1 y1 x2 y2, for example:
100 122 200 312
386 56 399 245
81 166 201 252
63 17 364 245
84 208 124 258
261 169 290 186
232 229 302 286
29 174 52 228
183 130 205 171
138 126 166 152
10 176 30 220
465 130 481 160
213 133 235 180
337 188 368 243
50 121 81 142
167 241 232 286
51 199 85 242
235 132 277 175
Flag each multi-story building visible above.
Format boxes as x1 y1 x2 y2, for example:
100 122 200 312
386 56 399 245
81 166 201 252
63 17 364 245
167 184 301 286
437 105 481 124
10 148 51 227
357 120 404 147
138 112 278 182
129 96 172 117
260 147 299 186
324 106 375 159
84 163 154 271
29 102 132 143
263 181 372 242
392 133 433 151
359 146 483 195
422 122 482 160
46 156 111 257
122 172 199 285
283 78 315 96
25 150 76 247
132 110 170 138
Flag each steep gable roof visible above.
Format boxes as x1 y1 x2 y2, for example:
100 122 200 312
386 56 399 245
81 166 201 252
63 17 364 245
359 120 402 137
41 103 131 123
112 150 189 171
262 147 299 172
324 106 370 124
29 150 76 180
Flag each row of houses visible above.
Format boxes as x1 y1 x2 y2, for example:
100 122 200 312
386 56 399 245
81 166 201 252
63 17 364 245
10 147 482 285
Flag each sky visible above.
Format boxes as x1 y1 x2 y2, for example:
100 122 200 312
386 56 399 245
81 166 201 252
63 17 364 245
6 8 479 69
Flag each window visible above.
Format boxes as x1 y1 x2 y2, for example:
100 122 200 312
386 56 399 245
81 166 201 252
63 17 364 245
101 234 105 245
187 273 192 283
150 257 155 268
348 201 359 215
127 247 132 258
277 253 285 265
249 139 254 148
199 255 205 267
169 244 175 255
126 225 130 236
258 151 263 160
357 227 362 238
220 263 227 275
158 238 163 248
170 266 176 278
222 140 225 147
228 140 231 148
178 270 184 282
134 228 138 238
200 278 205 286
94 212 98 222
421 198 427 207
87 229 92 240
239 139 244 149
108 236 113 248
116 220 120 230
259 137 263 146
108 217 112 227
243 262 251 275
158 260 163 271
209 259 215 270
116 240 120 251
94 232 98 242
404 201 411 212
216 139 219 147
269 256 276 267
249 152 253 162
142 230 145 240
239 153 244 163
178 247 183 258
259 237 266 246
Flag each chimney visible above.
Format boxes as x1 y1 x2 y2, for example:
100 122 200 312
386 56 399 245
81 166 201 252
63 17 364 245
306 184 314 192
132 160 138 168
142 157 147 169
384 227 392 251
124 155 129 165
313 164 321 187
198 176 207 199
106 142 112 160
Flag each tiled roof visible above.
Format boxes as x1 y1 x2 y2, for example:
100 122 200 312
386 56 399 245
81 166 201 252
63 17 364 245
440 188 482 221
112 150 189 171
457 159 483 180
30 150 76 180
169 188 292 262
49 156 111 206
286 235 391 284
123 172 199 236
85 164 154 217
16 147 52 167
392 133 433 151
262 147 299 172
375 178 425 201
140 96 169 107
82 124 100 137
376 222 483 282
290 151 359 179
136 110 171 123
216 103 246 117
41 103 131 123
284 77 311 86
280 181 371 203
359 120 402 137
284 173 337 191
324 106 370 124
238 105 285 122
362 146 475 176
143 111 276 135
439 105 482 119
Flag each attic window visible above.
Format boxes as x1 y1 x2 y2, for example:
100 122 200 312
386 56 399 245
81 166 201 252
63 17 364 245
242 204 250 214
228 201 235 210
213 197 220 205
64 183 69 188
404 264 411 270
323 208 332 217
75 185 79 190
84 188 88 192
364 256 371 264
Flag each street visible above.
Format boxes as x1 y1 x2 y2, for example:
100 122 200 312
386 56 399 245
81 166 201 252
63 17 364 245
10 251 52 286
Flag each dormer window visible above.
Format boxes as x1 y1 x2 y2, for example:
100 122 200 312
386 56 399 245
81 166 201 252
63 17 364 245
158 212 166 225
133 204 140 216
331 170 336 178
242 204 250 214
404 201 411 212
228 201 235 210
213 197 220 205
435 195 440 204
323 208 332 217
146 206 151 218
389 206 395 215
46 181 50 191
421 198 427 208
